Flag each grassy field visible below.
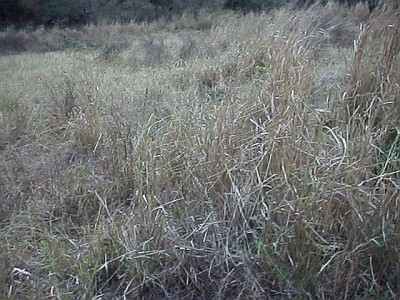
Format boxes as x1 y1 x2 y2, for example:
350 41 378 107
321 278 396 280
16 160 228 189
1 2 400 299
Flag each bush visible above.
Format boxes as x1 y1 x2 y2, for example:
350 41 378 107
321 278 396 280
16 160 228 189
223 0 290 11
0 0 89 28
0 31 53 55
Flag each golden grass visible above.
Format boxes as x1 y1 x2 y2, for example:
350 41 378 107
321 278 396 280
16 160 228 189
1 2 399 299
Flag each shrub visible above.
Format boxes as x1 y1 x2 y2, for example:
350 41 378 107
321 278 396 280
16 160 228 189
0 31 53 55
223 0 290 11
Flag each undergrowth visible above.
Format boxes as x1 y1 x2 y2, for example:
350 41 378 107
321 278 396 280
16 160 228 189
1 2 399 299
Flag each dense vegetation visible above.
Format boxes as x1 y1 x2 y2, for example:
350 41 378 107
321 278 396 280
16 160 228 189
0 0 267 28
0 0 391 28
1 1 400 299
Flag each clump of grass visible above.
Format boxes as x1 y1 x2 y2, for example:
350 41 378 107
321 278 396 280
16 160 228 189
178 35 197 60
98 42 122 61
169 10 216 31
347 5 400 126
140 37 166 67
345 5 400 182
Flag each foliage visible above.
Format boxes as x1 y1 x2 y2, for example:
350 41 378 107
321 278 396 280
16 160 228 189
0 0 389 29
0 0 223 28
0 0 88 28
223 0 291 11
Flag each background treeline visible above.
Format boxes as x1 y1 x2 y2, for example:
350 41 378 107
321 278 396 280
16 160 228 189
0 0 386 29
1 0 227 28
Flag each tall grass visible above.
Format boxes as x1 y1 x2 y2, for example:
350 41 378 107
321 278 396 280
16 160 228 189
1 2 399 299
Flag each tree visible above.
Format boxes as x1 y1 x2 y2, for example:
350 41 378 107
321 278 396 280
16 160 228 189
0 0 32 28
0 0 90 27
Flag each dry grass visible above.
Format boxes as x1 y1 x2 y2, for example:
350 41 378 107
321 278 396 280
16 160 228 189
1 2 400 299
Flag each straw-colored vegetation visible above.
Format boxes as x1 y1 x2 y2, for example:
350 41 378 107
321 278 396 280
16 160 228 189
1 2 399 299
